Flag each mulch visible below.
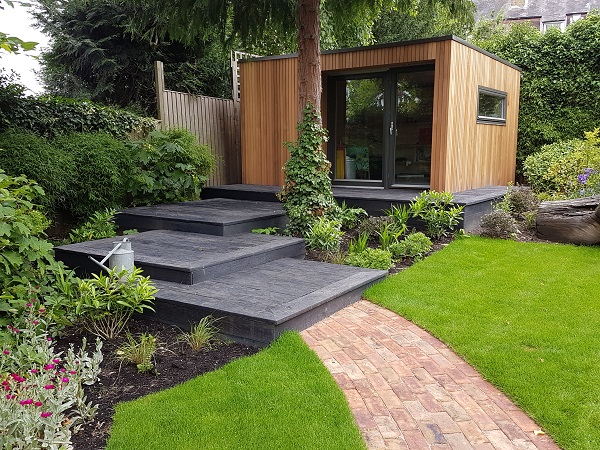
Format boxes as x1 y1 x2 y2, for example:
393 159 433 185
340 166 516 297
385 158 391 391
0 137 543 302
54 320 259 450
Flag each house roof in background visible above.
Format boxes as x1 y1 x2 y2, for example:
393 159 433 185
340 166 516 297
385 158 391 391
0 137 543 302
473 0 600 22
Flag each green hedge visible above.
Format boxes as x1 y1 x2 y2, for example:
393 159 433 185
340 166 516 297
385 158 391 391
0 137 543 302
474 13 600 170
0 129 131 220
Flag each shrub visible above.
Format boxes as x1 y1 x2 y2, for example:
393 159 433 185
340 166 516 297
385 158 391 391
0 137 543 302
0 172 80 330
278 104 337 236
377 222 404 250
347 232 369 254
336 201 367 230
0 172 53 310
409 190 464 239
523 139 583 193
75 267 157 339
0 129 75 214
356 216 394 240
524 129 600 198
389 232 433 261
344 248 393 270
52 132 132 220
0 130 133 221
0 307 102 449
0 93 156 139
116 333 156 373
179 316 220 351
304 217 344 252
480 210 518 239
251 227 278 235
68 209 118 244
127 129 214 206
385 204 410 230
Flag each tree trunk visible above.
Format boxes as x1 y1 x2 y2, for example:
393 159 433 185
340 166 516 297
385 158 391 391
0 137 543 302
297 0 321 124
536 196 600 245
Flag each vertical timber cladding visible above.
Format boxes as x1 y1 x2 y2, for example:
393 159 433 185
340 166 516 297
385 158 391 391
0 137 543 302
239 37 521 189
444 40 521 192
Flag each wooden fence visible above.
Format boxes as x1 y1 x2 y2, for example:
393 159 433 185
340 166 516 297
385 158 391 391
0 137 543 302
154 61 241 186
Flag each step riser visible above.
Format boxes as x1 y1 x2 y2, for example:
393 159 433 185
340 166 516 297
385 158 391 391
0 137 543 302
147 280 381 347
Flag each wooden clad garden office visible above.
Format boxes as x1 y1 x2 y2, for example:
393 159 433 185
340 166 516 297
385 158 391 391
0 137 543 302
239 36 521 192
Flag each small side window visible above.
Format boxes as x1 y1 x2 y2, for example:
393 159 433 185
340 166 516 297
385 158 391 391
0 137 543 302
477 87 507 125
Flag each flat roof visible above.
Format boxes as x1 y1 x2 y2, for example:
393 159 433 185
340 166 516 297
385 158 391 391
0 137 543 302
240 35 522 72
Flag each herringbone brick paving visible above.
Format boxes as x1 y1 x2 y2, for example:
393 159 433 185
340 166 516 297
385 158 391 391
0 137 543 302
301 300 560 450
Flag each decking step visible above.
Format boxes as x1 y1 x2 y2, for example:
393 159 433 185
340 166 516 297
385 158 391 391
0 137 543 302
54 230 305 284
147 258 387 346
116 198 287 236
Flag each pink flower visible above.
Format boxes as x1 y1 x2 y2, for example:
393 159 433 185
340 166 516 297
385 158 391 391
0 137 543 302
46 337 52 342
60 368 66 373
6 325 12 330
40 412 52 418
44 384 55 390
3 350 9 355
19 399 33 406
39 308 45 313
43 364 55 370
52 358 60 364
30 369 38 374
34 401 42 407
33 321 39 325
26 303 31 307
75 361 79 365
69 370 77 375
13 328 18 333
6 394 15 400
61 377 69 383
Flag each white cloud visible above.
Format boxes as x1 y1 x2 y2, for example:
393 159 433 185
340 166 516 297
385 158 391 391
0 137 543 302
0 3 50 94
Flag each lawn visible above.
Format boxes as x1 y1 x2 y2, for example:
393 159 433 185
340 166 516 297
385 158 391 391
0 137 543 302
106 332 366 450
365 236 600 450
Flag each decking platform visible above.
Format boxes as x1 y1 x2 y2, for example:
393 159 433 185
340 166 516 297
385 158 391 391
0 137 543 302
55 201 386 346
150 258 386 346
116 198 287 236
201 184 507 231
54 230 305 284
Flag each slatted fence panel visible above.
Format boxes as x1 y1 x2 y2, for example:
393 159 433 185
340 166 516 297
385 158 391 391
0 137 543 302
155 62 241 186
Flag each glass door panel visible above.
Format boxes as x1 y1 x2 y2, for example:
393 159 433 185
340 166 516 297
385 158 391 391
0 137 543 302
333 78 384 183
393 69 434 187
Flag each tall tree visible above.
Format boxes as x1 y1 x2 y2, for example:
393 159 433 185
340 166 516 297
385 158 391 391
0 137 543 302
133 0 475 123
33 0 232 114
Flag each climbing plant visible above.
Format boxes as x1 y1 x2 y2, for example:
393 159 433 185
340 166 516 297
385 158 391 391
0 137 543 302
277 104 337 236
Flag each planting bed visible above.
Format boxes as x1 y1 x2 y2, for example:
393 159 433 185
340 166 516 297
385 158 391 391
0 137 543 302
54 319 259 450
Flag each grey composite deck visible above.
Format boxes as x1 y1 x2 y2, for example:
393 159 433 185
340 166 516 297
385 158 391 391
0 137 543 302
54 230 305 284
202 184 508 230
149 258 387 346
116 198 287 236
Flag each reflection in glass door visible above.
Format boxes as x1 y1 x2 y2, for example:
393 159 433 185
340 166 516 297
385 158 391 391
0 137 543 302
333 77 384 184
393 69 434 187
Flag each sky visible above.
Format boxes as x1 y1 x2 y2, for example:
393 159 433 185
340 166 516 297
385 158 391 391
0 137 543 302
0 2 49 94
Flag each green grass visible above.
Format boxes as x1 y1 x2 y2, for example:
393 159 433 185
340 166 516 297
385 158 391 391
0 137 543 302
365 236 600 450
106 332 366 450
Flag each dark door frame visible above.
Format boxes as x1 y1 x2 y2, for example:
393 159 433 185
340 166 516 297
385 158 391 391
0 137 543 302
326 64 435 189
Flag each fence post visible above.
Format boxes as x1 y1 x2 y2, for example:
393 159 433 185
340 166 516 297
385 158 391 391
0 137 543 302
154 61 166 124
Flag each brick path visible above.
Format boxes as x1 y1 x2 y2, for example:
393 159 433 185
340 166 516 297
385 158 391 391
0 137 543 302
301 301 560 450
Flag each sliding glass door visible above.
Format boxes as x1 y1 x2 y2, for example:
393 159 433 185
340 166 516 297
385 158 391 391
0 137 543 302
329 66 434 188
393 69 434 187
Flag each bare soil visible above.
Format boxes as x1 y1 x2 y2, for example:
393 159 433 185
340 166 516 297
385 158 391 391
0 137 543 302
54 320 259 450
